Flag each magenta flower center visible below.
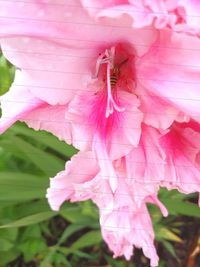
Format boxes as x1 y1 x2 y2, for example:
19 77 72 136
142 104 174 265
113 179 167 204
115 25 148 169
94 45 134 118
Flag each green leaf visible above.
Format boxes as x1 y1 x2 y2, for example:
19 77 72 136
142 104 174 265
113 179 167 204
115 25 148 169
71 230 102 250
159 189 185 201
40 223 86 267
156 227 182 243
0 201 22 209
60 206 83 223
11 123 78 158
19 238 47 262
158 260 166 267
20 225 41 242
0 172 48 201
163 199 200 218
59 223 87 245
0 67 11 95
11 136 64 176
52 252 72 267
0 238 14 251
0 55 14 96
105 255 128 267
60 207 99 228
0 249 20 266
0 211 57 228
0 228 18 242
13 199 51 218
162 240 177 258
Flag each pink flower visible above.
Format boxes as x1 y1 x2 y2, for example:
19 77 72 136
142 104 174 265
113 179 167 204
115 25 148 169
0 1 187 192
81 0 200 35
0 0 153 138
0 1 200 265
46 118 200 264
0 1 195 136
47 148 165 265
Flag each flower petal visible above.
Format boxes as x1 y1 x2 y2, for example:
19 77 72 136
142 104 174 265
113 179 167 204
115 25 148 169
160 122 200 195
138 29 200 123
179 0 200 31
21 104 72 144
100 204 159 266
138 84 189 130
46 151 99 211
0 70 43 133
1 37 94 105
66 90 143 159
125 125 165 204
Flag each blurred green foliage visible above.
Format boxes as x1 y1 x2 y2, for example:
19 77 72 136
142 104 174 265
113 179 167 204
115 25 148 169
0 54 199 267
0 55 15 96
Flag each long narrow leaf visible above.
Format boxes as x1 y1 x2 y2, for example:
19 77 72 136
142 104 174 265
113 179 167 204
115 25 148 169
0 211 57 228
11 136 64 176
11 124 77 158
0 172 48 201
163 199 200 218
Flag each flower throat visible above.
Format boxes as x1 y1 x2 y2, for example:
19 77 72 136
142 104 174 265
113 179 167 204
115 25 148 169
94 46 129 118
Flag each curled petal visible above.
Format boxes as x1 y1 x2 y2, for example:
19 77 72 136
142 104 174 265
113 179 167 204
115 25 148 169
160 122 200 195
46 151 99 211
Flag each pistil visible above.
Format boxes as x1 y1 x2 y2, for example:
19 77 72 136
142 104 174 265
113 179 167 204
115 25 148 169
94 46 125 118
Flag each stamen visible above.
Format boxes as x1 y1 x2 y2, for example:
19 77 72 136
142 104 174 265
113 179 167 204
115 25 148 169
105 63 125 118
94 47 126 118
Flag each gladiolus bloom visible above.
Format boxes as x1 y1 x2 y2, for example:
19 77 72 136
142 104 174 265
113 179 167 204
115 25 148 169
0 1 200 266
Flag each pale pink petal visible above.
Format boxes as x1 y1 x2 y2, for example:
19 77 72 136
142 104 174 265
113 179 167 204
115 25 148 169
21 104 72 144
160 122 200 195
109 159 135 209
0 70 43 133
80 0 127 17
93 135 119 192
137 29 200 123
97 3 154 27
82 0 200 35
178 0 200 32
46 151 99 211
0 38 94 105
66 90 143 159
109 91 143 159
74 171 114 210
146 194 168 217
100 204 159 267
138 0 178 29
0 0 158 107
0 0 158 55
66 88 142 193
125 125 166 204
0 0 96 44
138 83 190 130
83 0 177 30
81 0 155 28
